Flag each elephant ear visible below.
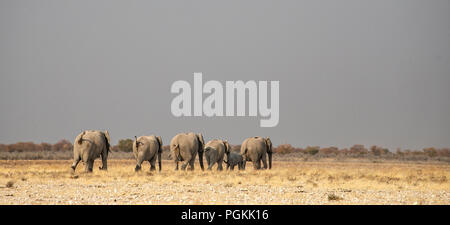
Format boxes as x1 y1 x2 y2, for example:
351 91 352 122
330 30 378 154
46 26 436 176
156 136 163 152
223 140 231 154
103 130 111 152
265 137 272 153
197 133 204 145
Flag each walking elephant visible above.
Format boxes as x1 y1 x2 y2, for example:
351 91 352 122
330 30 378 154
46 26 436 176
224 151 245 170
240 136 273 170
204 139 231 171
71 130 111 172
133 135 163 172
170 132 205 171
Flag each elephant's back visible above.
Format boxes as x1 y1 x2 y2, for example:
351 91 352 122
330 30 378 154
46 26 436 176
205 139 223 150
73 131 105 159
171 133 196 148
243 137 265 153
143 136 160 152
141 136 157 144
74 130 103 146
82 131 104 144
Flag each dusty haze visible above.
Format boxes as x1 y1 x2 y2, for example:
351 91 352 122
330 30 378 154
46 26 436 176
1 0 449 150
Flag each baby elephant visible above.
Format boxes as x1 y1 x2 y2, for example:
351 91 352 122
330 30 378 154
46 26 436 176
224 151 245 171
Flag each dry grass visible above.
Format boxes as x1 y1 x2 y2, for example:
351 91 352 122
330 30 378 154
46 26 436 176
0 159 449 205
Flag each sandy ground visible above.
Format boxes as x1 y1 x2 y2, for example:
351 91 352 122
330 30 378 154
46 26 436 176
0 159 448 205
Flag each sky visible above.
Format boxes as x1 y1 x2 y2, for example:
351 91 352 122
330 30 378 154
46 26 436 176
1 0 449 150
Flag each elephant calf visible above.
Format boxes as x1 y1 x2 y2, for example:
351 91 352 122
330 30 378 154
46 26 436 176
224 151 245 170
204 139 230 171
71 130 111 172
133 135 163 171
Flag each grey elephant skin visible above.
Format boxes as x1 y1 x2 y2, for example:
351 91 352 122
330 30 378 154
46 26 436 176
71 130 111 172
224 151 245 170
133 135 163 172
240 136 273 170
170 132 205 171
204 139 231 171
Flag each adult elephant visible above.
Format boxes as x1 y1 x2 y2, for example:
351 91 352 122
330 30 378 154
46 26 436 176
133 135 163 172
204 139 230 171
170 132 205 171
240 136 273 170
71 130 111 172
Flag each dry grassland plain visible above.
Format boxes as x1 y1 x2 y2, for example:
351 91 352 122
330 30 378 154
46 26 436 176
0 159 448 205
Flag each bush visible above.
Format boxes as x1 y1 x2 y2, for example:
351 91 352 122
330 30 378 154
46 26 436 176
40 142 52 151
423 148 437 157
350 144 368 155
305 146 319 155
116 139 133 152
370 145 389 156
51 140 72 151
319 147 339 155
274 144 295 154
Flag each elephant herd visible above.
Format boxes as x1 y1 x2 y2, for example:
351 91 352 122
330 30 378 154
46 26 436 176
71 130 273 173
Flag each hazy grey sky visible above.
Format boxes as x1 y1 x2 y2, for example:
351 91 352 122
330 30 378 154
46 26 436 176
1 0 449 150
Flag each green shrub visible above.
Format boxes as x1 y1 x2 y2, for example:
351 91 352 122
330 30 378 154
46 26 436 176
116 139 133 152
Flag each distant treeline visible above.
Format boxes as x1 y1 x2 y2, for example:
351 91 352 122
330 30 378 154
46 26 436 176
273 144 450 158
0 139 449 162
0 140 73 152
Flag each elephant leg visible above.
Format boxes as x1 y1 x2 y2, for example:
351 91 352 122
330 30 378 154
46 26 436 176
85 160 94 173
206 156 211 169
217 161 223 171
207 161 214 170
99 153 108 170
262 158 268 169
149 157 156 171
71 156 81 172
230 165 235 171
175 161 179 171
262 154 268 169
253 159 261 170
226 164 230 170
188 158 195 171
181 161 189 170
135 158 144 172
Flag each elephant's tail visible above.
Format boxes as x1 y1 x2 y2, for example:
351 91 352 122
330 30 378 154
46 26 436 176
77 131 86 145
173 144 183 161
134 136 139 149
